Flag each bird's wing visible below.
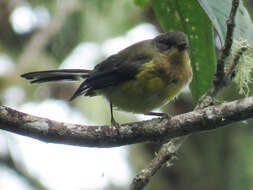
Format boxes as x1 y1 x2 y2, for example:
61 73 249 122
70 52 153 99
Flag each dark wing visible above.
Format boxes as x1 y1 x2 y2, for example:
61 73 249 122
70 52 152 100
21 69 90 83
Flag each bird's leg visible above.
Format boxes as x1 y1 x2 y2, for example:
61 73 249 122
145 112 171 119
110 102 120 128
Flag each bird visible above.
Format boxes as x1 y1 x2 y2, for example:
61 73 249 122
21 31 192 126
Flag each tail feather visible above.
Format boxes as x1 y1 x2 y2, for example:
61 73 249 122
69 83 87 101
21 69 90 84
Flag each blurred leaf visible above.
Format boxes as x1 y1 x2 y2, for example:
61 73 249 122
134 0 148 8
46 11 83 63
84 0 115 12
198 0 253 45
0 1 31 57
150 0 216 103
243 0 253 19
81 0 142 42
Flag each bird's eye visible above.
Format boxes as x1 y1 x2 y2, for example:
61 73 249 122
177 42 188 51
156 42 171 51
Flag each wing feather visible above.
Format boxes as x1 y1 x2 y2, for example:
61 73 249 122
70 52 153 99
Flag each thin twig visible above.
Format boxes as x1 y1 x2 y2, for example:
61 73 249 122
196 45 247 109
215 0 239 85
128 138 185 190
197 0 241 109
225 46 248 80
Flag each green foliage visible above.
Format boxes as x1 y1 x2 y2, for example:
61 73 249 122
198 0 253 96
198 0 253 45
134 0 148 8
81 0 142 42
150 0 216 103
46 11 83 63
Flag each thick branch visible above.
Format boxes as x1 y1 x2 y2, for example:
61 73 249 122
1 96 253 147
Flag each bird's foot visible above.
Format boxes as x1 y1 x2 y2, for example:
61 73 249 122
111 118 120 135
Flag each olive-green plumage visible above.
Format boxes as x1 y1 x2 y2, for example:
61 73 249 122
21 31 192 124
101 48 191 113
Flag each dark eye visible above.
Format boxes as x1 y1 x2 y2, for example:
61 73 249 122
156 42 171 51
177 42 188 51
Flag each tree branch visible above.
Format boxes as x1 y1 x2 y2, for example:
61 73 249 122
1 95 253 148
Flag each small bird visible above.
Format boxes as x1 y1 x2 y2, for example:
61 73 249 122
21 31 192 126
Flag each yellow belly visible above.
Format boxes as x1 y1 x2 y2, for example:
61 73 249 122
100 75 184 113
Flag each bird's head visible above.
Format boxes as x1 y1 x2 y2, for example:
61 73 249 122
154 31 189 52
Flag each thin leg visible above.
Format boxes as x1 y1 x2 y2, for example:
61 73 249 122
110 102 120 127
145 112 171 119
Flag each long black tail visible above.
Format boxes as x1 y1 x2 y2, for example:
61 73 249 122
21 69 90 84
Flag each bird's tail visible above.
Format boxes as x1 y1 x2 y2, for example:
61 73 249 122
21 69 91 84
